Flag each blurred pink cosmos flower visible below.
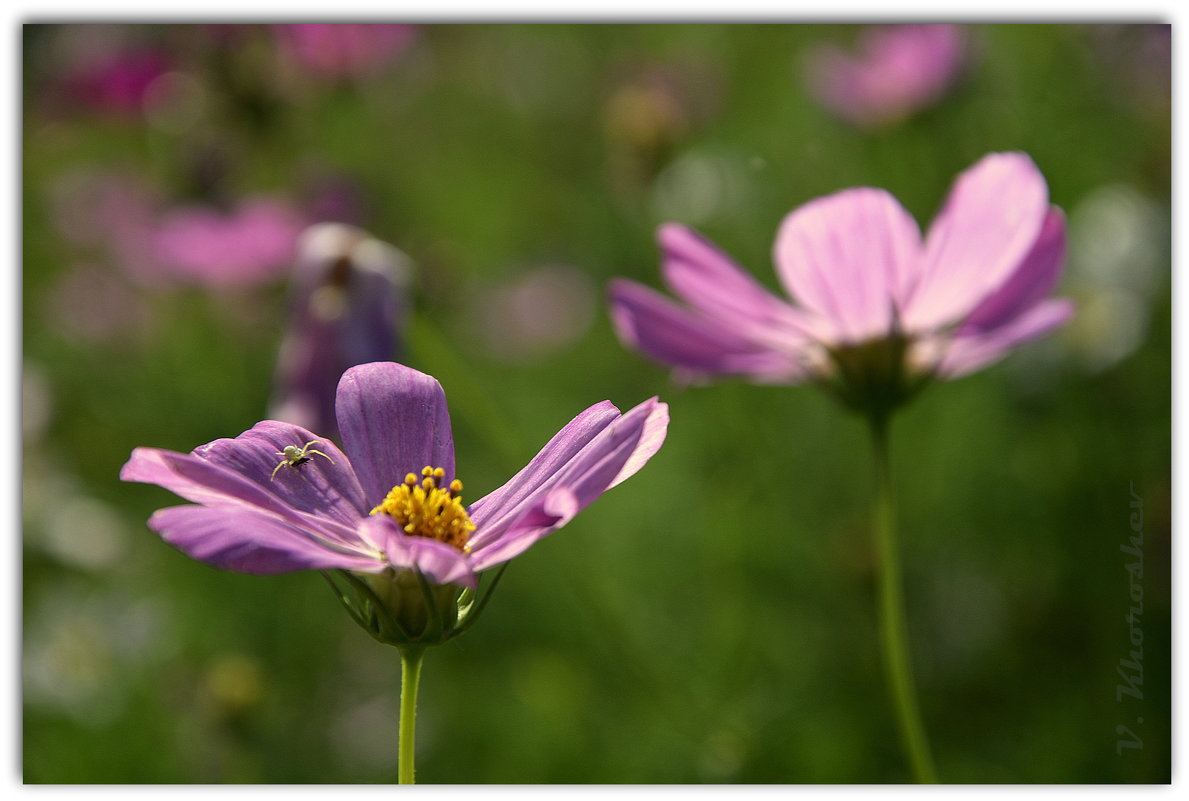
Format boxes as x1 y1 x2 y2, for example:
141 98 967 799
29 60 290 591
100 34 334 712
59 45 171 118
806 24 966 129
273 24 416 82
270 223 411 438
610 152 1072 414
152 198 305 288
122 362 667 642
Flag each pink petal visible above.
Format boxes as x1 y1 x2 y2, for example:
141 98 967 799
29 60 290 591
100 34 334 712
335 362 456 508
937 298 1074 378
806 25 966 128
773 187 923 343
657 223 811 347
467 398 669 572
960 208 1067 334
905 152 1050 332
467 400 622 539
150 504 380 575
191 421 368 524
121 444 362 548
608 397 670 490
551 397 668 508
357 516 477 589
608 279 806 382
465 487 579 572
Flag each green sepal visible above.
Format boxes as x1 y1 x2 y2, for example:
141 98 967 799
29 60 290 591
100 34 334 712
322 564 501 649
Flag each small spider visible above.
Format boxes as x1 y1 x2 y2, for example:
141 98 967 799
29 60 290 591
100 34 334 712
270 440 334 480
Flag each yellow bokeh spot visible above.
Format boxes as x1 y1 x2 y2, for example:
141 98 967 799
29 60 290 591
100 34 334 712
370 465 475 553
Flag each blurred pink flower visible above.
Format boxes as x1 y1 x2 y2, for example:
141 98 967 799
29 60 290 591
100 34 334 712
273 24 416 82
610 152 1073 415
805 24 966 129
152 198 306 289
59 45 171 117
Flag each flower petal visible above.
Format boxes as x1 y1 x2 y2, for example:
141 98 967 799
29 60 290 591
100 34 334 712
336 362 456 507
553 397 668 508
149 504 381 575
466 487 579 572
608 279 806 383
773 187 923 343
122 446 283 509
122 446 368 554
467 400 621 536
191 421 368 524
905 152 1050 331
467 397 668 571
357 516 477 589
960 208 1067 334
607 396 669 490
806 25 966 128
936 298 1074 378
657 223 812 346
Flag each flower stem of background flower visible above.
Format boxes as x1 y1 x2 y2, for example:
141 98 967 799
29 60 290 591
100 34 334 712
398 647 425 784
870 414 937 783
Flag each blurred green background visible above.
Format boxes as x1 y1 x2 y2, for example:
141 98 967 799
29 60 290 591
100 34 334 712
21 23 1170 783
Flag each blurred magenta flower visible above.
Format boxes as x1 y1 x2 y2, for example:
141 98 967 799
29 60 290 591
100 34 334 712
122 361 667 640
60 45 171 118
270 223 411 438
152 197 305 288
273 24 416 82
610 152 1072 414
805 24 966 129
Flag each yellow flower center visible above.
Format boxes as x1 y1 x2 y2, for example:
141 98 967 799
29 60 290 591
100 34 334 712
370 466 475 553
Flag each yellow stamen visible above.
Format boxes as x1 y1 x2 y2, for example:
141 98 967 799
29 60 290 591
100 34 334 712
370 465 475 553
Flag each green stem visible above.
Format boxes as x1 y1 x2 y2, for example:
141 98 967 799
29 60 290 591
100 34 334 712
870 414 938 783
398 647 425 784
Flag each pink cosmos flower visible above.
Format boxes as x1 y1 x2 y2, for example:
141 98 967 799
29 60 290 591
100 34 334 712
152 198 305 288
121 362 667 640
805 24 966 129
60 45 171 118
609 152 1073 414
273 24 416 82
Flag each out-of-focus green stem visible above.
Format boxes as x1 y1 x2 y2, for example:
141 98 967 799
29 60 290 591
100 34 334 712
870 414 938 783
398 647 425 784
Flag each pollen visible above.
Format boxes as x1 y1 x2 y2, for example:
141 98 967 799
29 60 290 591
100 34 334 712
370 465 475 553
